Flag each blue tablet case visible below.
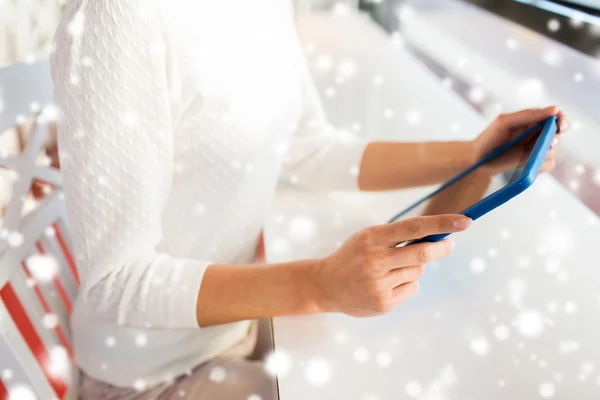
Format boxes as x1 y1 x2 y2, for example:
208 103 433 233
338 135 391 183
389 116 558 244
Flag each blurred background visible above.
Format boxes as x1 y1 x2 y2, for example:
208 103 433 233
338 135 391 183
1 1 600 399
1 0 599 201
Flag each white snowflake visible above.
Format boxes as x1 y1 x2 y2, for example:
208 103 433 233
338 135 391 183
405 381 422 398
7 232 24 248
48 346 70 379
468 87 485 103
516 78 546 106
67 10 86 37
207 366 227 383
82 56 94 67
569 18 584 28
353 347 370 363
539 382 555 398
494 325 510 341
558 340 579 354
334 331 347 344
376 352 392 368
564 301 577 314
569 180 579 191
581 362 594 374
542 48 562 66
469 336 490 357
193 203 206 215
469 257 486 274
135 334 147 347
134 379 147 391
8 385 37 400
2 368 13 380
593 169 600 185
288 215 317 242
506 38 519 50
105 336 116 348
43 313 59 329
304 358 332 387
338 59 356 78
271 237 287 254
547 19 561 32
69 73 80 86
332 2 350 16
265 350 292 377
316 54 333 71
383 108 394 119
396 3 417 21
514 309 545 338
26 254 58 283
122 111 139 128
405 109 422 126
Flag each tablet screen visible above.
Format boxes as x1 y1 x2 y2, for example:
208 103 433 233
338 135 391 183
394 131 537 220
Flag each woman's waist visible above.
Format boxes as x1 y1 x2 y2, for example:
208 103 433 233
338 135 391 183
71 300 253 387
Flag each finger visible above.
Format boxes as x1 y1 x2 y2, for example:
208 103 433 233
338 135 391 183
385 264 425 287
556 109 570 133
546 147 558 160
390 281 420 305
390 238 455 267
374 215 472 245
540 150 557 172
499 106 559 129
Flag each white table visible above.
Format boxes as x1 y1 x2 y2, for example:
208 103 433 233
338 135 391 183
266 10 600 400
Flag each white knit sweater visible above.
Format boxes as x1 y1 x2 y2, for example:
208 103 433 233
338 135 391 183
51 0 367 388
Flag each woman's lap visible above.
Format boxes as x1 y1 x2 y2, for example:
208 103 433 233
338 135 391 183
79 358 278 400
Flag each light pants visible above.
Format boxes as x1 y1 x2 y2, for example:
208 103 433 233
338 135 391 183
78 320 278 400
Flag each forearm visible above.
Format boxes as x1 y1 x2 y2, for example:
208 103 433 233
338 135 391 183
196 260 325 327
358 141 477 191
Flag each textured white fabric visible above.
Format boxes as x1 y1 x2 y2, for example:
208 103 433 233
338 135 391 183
50 0 368 388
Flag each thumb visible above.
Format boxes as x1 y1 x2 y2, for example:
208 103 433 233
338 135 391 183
499 106 559 129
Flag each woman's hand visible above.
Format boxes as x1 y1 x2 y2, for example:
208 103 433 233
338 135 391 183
312 214 472 317
473 106 571 176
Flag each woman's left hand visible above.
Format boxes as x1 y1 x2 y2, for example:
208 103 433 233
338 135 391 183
473 106 571 175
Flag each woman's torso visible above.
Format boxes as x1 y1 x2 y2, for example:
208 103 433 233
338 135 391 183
60 0 308 387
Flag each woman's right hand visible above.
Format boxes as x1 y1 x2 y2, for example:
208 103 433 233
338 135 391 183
312 214 472 317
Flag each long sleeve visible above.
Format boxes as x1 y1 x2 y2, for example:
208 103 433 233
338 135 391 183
51 0 206 329
282 55 369 190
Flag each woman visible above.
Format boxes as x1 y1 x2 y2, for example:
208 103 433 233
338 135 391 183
50 0 569 398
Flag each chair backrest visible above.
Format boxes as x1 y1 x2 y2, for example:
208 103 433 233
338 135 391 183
0 60 79 400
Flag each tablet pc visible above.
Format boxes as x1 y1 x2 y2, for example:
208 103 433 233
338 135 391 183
389 116 558 245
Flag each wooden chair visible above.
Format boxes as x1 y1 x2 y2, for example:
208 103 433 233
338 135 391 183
0 60 79 400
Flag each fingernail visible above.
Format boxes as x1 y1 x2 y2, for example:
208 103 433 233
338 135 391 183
453 217 472 230
560 121 569 131
448 238 456 250
552 137 559 147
